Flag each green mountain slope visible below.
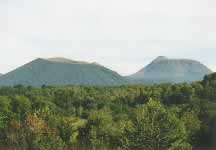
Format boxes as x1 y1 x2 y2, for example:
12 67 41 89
127 56 212 84
0 58 127 86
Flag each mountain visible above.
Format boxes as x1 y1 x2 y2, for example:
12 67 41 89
0 74 2 77
0 58 127 86
127 56 213 84
47 57 89 64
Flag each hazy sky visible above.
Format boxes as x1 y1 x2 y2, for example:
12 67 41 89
1 0 216 75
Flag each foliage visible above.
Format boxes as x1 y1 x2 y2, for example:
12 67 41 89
0 73 215 149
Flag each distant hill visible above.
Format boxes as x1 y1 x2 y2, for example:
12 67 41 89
0 73 2 77
0 58 127 86
127 56 212 84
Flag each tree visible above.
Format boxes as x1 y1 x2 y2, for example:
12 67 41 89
181 111 201 145
130 100 192 150
79 109 118 149
59 116 86 145
12 95 32 118
0 96 13 128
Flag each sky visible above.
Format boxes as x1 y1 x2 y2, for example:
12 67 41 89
1 0 216 76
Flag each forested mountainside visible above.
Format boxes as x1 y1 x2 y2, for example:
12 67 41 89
0 58 127 86
128 56 212 84
0 73 215 149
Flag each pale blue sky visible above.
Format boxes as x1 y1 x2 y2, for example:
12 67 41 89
1 0 216 75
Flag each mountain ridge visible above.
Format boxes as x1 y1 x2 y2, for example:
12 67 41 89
0 56 213 86
128 56 212 84
0 57 127 86
47 57 89 64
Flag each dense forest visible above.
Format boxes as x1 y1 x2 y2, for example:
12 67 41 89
0 73 215 150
